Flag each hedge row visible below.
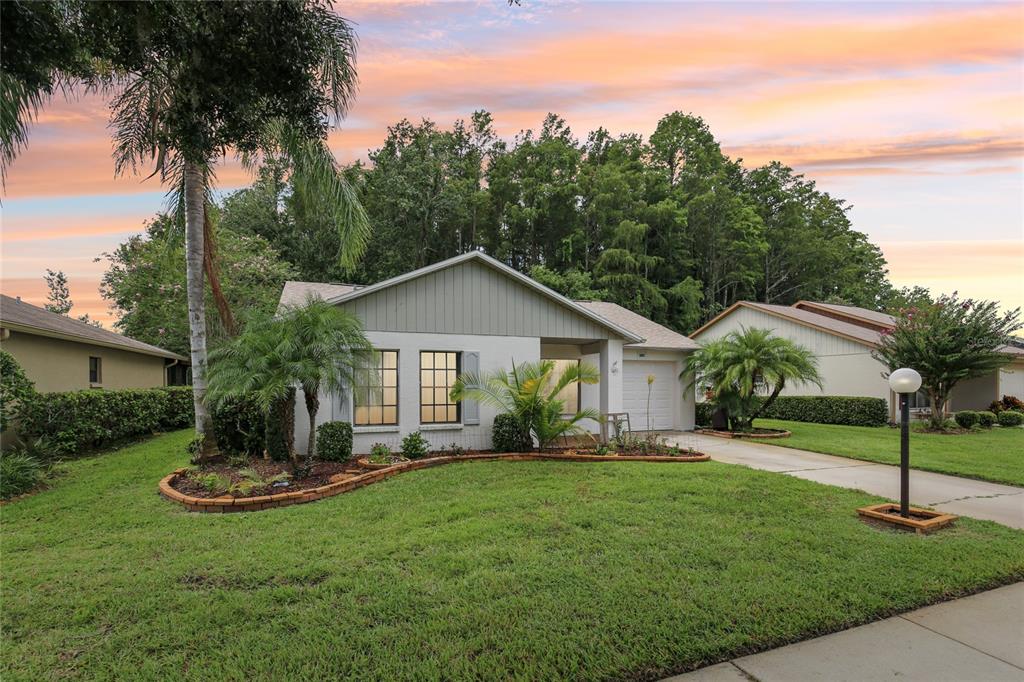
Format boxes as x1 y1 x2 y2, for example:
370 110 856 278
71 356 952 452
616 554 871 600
696 395 889 428
19 387 194 458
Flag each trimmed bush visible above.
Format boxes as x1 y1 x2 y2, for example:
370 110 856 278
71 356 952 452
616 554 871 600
695 403 714 427
265 388 295 462
211 394 266 456
0 350 36 433
954 411 979 429
18 387 194 458
757 395 888 427
977 411 997 428
317 422 353 462
400 430 430 459
997 410 1024 427
492 413 532 452
0 451 44 499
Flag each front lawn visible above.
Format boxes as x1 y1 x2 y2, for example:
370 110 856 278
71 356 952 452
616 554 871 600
3 431 1022 680
757 419 1024 487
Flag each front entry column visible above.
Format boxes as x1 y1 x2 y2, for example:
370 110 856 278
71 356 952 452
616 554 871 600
596 339 624 440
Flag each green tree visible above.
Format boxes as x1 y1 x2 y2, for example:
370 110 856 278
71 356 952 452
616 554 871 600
207 297 372 467
873 294 1022 430
43 269 72 315
688 327 822 431
0 350 36 433
101 213 297 356
92 1 368 457
452 360 600 450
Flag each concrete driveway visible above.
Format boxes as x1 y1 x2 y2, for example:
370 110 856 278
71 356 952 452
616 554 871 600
666 432 1024 528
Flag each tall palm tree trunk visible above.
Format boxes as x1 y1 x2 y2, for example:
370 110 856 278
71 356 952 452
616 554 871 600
184 161 218 459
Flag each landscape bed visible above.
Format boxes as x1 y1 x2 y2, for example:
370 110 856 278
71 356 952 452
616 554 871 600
163 447 711 513
3 430 1023 680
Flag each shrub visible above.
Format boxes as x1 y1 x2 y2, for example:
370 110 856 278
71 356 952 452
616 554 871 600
989 395 1024 413
997 410 1023 427
18 387 194 458
954 411 979 429
0 350 35 433
757 395 888 427
977 411 997 428
695 402 714 427
0 451 44 499
369 442 390 459
264 388 295 462
211 394 266 456
317 422 353 462
492 413 532 452
400 430 430 459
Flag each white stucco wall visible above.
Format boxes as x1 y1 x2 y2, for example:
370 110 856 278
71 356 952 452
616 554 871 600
998 361 1024 403
295 331 540 455
694 306 892 409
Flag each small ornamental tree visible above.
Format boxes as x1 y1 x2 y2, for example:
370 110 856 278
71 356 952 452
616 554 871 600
687 327 822 431
873 293 1022 430
0 350 36 432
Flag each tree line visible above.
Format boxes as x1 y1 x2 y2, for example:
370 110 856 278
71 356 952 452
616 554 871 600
104 109 906 353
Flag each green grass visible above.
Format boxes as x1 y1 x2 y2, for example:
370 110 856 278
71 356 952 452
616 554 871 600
3 431 1022 681
757 419 1024 487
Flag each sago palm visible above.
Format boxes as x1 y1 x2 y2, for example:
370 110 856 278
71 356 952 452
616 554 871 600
687 326 821 430
452 360 600 450
207 297 372 466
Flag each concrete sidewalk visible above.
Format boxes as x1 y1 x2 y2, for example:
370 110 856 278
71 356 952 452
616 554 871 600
666 433 1024 528
667 582 1024 681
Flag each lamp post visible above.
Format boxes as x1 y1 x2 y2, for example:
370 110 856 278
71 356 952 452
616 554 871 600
888 367 923 518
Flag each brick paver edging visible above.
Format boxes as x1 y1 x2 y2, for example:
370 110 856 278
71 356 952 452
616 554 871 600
158 451 712 513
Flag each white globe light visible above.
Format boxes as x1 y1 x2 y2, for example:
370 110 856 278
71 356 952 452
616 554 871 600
888 367 922 394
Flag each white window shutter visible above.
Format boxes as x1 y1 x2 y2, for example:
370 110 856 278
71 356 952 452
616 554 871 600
462 351 480 425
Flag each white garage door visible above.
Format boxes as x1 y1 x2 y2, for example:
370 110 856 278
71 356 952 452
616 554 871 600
623 361 677 431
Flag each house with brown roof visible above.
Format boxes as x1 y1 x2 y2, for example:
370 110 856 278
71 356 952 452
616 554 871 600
279 251 699 455
691 299 1024 419
0 294 189 393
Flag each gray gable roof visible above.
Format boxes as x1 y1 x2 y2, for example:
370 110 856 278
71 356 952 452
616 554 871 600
278 281 360 312
0 294 186 361
280 251 645 343
575 301 699 351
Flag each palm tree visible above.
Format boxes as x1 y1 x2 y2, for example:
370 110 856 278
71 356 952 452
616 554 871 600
687 327 822 431
452 360 600 450
207 297 371 466
99 3 369 458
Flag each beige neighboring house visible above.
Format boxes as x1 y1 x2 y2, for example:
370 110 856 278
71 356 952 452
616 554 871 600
279 251 699 455
0 294 189 393
690 300 1024 419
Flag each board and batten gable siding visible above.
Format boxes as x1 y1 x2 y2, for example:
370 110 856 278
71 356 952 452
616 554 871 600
339 259 619 340
695 305 891 403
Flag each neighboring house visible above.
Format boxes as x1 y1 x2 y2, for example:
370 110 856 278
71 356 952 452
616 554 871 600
0 294 189 393
279 251 699 455
690 299 1024 418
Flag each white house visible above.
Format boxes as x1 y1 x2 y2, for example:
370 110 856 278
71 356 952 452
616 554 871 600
280 251 699 455
690 300 1024 419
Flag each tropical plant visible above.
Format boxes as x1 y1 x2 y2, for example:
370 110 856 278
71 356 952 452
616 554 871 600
687 327 822 431
91 1 369 459
452 360 600 450
873 294 1021 430
0 450 45 499
206 296 372 468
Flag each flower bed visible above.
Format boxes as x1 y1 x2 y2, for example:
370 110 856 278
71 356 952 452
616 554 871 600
696 428 791 439
159 449 710 513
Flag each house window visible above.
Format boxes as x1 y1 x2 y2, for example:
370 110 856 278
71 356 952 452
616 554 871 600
89 356 102 384
354 350 398 426
420 351 460 424
544 358 580 413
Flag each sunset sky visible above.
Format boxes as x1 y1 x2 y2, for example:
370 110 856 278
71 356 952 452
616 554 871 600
2 0 1022 327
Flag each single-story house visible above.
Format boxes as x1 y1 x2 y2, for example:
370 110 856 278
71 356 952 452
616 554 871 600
690 299 1024 418
0 294 189 393
280 251 699 455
